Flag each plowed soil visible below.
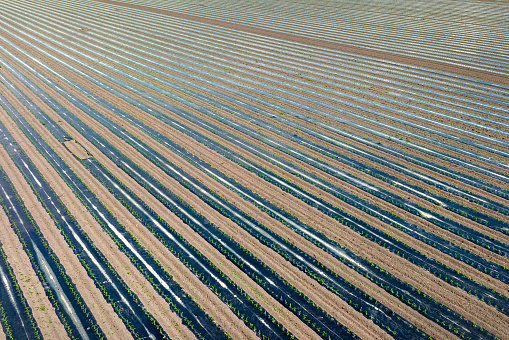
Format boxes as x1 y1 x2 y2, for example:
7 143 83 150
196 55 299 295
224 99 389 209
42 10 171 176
0 0 508 339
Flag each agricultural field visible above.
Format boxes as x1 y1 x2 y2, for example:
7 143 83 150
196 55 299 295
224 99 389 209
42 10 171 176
0 0 508 339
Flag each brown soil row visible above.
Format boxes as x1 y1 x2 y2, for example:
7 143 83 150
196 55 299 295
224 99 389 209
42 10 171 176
37 19 509 227
1 2 509 339
30 11 507 204
72 47 509 273
12 0 509 177
29 17 508 292
184 100 509 250
135 56 509 186
51 6 508 158
106 4 508 151
113 9 509 108
0 199 66 339
71 64 509 339
9 9 506 304
24 56 364 340
44 31 509 338
76 108 394 340
99 34 509 230
131 67 508 173
3 26 504 340
120 38 509 158
150 127 509 338
0 78 251 339
123 56 509 253
0 113 132 339
0 20 395 339
90 0 509 86
36 0 509 117
282 114 509 202
0 76 199 339
147 104 509 276
0 35 328 337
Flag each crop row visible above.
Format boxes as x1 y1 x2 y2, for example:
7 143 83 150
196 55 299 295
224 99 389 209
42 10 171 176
0 138 102 339
0 31 320 339
0 19 430 338
37 39 496 337
0 87 170 339
70 3 507 205
5 26 504 317
26 0 509 190
5 11 506 276
0 243 40 339
106 0 509 75
0 1 508 338
31 0 509 225
0 75 230 340
0 13 504 338
0 22 499 339
0 42 359 339
5 1 508 220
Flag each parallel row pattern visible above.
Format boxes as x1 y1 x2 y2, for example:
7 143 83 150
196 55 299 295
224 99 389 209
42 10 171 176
106 0 509 75
0 0 507 339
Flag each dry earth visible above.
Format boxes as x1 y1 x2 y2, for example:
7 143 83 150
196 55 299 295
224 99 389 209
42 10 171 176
0 0 508 339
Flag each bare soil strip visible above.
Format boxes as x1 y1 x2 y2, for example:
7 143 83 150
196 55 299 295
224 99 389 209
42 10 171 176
0 105 134 339
5 28 504 339
0 1 508 339
0 205 65 339
5 18 506 338
91 0 509 86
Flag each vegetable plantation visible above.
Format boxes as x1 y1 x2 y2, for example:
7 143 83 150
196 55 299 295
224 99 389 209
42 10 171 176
0 0 508 339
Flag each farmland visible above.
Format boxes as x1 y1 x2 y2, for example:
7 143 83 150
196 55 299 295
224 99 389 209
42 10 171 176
0 0 507 339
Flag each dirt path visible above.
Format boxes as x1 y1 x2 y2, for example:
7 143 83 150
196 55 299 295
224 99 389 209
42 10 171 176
0 204 66 339
5 21 505 337
0 38 312 340
0 0 508 339
0 27 499 340
89 0 509 86
0 101 135 339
